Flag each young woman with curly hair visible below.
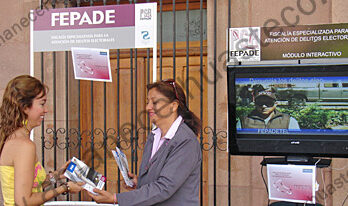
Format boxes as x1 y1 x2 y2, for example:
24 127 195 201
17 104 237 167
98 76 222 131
0 75 83 206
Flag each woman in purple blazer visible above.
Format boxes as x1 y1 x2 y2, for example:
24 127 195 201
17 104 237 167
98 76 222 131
89 79 202 206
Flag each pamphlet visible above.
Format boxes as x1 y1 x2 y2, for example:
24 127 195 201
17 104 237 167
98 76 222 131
112 147 134 187
64 157 106 194
71 47 112 82
267 164 316 204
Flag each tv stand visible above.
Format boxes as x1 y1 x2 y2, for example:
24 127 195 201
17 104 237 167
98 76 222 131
260 156 331 168
286 156 311 163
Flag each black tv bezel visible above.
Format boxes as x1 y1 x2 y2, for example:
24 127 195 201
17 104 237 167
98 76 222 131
227 63 348 157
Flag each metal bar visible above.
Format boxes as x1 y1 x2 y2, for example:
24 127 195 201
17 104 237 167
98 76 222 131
116 0 121 195
213 0 217 205
64 0 69 202
78 79 81 201
41 53 45 167
103 0 108 191
129 0 134 175
135 48 138 174
146 47 150 131
65 50 70 202
52 0 56 9
53 51 57 172
76 1 81 201
172 0 176 79
199 1 204 205
145 0 151 133
76 4 81 202
186 0 190 107
159 0 163 80
64 0 69 161
50 3 57 183
39 0 45 165
116 48 121 193
90 0 94 170
130 47 134 173
39 2 44 170
102 80 107 182
91 81 94 169
228 1 231 205
53 51 57 201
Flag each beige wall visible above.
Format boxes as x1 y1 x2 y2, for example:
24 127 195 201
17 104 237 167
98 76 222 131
207 0 348 205
0 0 37 97
0 0 38 204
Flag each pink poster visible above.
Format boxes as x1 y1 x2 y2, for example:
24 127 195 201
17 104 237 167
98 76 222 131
267 164 316 204
71 47 112 82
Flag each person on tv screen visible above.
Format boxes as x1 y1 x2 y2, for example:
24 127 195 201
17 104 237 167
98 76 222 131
239 84 253 106
238 89 300 129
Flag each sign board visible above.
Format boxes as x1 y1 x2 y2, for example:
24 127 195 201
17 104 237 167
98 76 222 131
228 23 348 62
30 3 158 81
228 27 261 62
31 3 157 52
267 164 316 204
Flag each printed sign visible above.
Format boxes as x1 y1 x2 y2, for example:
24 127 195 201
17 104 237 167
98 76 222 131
71 47 112 82
229 27 261 62
228 23 348 62
31 3 157 52
267 164 316 204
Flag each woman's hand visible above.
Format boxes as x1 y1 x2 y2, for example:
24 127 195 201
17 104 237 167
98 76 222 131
56 160 71 180
67 182 84 194
123 172 137 190
88 189 115 204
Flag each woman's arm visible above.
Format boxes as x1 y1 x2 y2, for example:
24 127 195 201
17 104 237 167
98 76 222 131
41 161 71 189
13 139 82 206
117 138 201 206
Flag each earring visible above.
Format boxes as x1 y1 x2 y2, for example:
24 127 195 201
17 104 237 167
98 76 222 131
22 119 28 126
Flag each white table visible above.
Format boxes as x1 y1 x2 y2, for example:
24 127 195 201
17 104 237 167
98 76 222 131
44 201 117 206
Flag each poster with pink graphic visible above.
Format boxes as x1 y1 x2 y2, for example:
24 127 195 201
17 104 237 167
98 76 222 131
267 164 316 204
71 47 112 82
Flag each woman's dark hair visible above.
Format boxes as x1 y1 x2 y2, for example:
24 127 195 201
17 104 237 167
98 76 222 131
0 75 47 154
147 80 201 135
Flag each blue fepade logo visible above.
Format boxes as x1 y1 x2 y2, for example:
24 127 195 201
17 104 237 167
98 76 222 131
303 169 313 173
67 162 77 172
100 52 107 55
141 31 150 40
140 8 152 20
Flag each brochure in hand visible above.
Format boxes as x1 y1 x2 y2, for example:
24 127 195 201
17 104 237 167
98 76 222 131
64 157 106 194
112 147 134 187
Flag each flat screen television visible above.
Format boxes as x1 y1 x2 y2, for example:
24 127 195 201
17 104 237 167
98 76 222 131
227 63 348 158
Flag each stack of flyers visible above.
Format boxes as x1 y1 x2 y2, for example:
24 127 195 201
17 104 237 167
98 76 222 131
112 147 134 187
64 157 106 194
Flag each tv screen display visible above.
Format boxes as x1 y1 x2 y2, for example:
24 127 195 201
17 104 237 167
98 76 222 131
228 63 348 157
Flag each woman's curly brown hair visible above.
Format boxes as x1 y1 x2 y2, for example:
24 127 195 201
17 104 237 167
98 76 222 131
0 75 47 154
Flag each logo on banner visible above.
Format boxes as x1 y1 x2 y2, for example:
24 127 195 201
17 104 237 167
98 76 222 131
141 31 150 40
229 27 261 62
140 8 152 20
